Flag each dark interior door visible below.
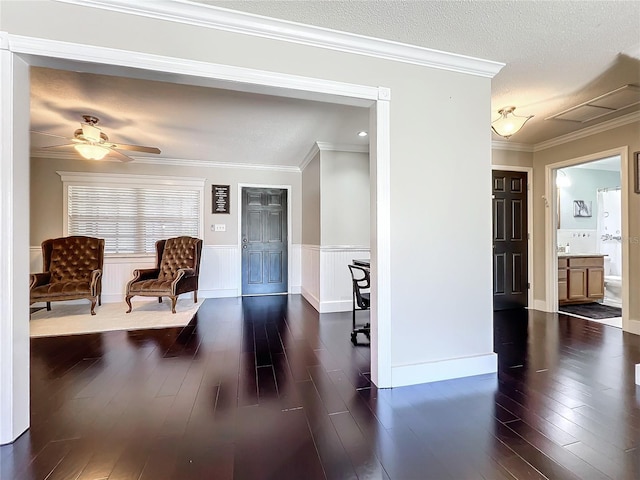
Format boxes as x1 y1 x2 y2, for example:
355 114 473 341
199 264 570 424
492 170 528 310
242 188 288 295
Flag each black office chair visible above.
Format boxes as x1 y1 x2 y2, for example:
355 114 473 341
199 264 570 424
348 264 371 345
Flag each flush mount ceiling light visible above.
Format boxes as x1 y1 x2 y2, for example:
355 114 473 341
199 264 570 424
556 170 571 187
74 143 110 160
357 131 368 137
491 106 534 139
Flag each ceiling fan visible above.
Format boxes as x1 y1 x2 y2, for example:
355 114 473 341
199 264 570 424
32 115 161 162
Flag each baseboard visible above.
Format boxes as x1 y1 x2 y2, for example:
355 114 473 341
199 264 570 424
626 319 640 335
533 299 550 312
198 288 238 299
289 285 301 294
319 299 351 313
301 287 320 312
636 364 640 386
391 353 497 387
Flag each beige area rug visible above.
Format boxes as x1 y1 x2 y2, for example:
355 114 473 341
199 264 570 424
30 298 202 338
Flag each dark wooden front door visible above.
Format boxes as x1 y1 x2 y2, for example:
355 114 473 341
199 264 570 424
492 170 528 310
241 187 288 295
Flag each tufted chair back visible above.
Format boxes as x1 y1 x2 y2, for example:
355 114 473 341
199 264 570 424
43 236 105 283
156 236 202 281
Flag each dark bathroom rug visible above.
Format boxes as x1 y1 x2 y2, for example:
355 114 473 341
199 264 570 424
559 302 621 320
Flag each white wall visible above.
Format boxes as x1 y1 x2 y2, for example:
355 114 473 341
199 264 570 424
2 0 497 399
0 53 30 444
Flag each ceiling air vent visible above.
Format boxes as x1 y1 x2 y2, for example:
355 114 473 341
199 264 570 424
546 84 640 123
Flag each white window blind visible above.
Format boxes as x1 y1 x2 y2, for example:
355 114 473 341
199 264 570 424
68 185 201 254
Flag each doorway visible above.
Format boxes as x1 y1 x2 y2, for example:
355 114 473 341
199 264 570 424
1 35 393 443
241 187 288 295
492 170 529 310
554 156 622 325
544 147 630 332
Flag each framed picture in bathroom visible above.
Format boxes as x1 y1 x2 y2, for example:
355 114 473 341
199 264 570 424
634 151 640 193
573 200 592 217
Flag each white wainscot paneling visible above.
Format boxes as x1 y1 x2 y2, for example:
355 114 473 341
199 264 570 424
319 247 370 313
102 255 156 303
301 245 321 310
30 248 155 304
289 244 302 294
32 244 300 303
199 245 239 298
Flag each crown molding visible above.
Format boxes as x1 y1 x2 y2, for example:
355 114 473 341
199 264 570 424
316 142 369 153
491 140 534 153
57 170 206 187
299 142 369 172
32 150 301 172
54 0 504 78
300 143 320 172
534 110 640 152
132 156 300 172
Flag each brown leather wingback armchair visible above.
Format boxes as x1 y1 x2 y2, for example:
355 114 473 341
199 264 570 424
30 236 105 315
125 236 203 314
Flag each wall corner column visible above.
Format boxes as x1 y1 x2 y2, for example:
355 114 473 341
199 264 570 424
370 87 392 388
0 37 31 444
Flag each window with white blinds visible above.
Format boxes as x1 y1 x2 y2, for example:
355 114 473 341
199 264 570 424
67 182 202 255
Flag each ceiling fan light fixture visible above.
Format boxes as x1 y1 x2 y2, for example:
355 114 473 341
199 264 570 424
74 143 109 160
491 106 533 139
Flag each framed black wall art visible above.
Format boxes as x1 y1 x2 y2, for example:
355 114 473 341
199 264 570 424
212 184 230 214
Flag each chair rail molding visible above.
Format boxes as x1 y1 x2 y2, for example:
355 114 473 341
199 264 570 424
54 0 504 78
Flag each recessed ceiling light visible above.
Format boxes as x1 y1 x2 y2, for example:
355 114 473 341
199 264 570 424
357 131 368 137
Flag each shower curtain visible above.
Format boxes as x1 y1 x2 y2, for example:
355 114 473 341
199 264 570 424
596 189 622 276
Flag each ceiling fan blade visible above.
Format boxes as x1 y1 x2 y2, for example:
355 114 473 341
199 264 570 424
111 143 161 154
30 130 71 140
108 148 134 163
40 143 75 149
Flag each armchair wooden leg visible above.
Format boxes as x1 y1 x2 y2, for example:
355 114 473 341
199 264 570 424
99 294 102 306
90 298 97 316
158 297 163 303
194 291 198 303
46 302 51 311
125 295 133 313
170 296 177 314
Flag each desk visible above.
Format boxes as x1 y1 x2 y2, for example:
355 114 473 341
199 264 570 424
352 259 370 268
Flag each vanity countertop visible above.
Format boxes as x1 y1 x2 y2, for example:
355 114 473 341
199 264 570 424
558 253 606 258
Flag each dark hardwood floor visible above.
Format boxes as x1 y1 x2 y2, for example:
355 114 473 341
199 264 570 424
2 295 639 479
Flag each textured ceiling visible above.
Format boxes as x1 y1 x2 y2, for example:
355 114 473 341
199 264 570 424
203 0 640 145
30 0 640 163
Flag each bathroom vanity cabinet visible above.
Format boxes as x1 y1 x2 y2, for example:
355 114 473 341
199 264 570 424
558 255 605 304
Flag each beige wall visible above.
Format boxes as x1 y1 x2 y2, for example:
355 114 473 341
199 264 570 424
321 150 370 246
492 148 534 168
532 121 640 327
30 156 302 247
301 152 321 245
